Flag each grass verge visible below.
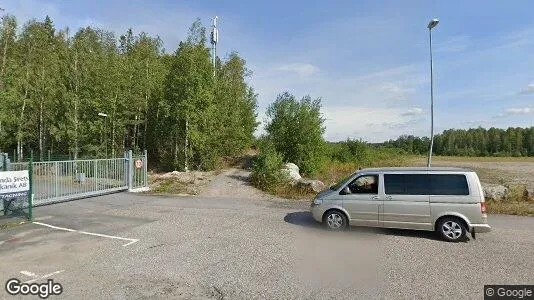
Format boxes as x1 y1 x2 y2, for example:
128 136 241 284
0 219 28 230
149 178 192 195
486 200 534 216
273 184 316 200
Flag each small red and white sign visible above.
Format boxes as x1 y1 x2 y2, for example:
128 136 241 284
135 160 143 169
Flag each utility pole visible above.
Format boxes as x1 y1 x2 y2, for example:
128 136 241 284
210 16 219 76
183 16 218 172
184 114 188 172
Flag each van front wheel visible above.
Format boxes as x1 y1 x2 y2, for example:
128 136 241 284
323 210 348 231
437 217 467 242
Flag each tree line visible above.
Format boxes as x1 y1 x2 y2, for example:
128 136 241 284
0 14 258 170
383 127 534 157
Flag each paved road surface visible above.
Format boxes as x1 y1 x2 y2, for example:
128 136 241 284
1 190 533 299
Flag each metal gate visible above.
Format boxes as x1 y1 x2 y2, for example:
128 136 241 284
5 150 147 207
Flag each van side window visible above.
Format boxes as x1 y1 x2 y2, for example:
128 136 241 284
430 174 469 195
384 174 430 195
406 175 430 194
384 174 404 194
347 175 378 194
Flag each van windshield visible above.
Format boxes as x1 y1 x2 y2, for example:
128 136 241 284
330 172 357 190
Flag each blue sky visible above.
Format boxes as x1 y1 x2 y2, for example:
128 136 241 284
3 0 534 142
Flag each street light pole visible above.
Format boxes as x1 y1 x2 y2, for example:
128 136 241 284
427 18 439 167
98 112 108 158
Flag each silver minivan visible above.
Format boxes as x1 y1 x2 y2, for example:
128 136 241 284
310 167 491 242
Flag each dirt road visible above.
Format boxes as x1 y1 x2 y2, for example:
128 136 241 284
198 168 265 199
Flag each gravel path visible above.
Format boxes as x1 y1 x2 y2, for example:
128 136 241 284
199 168 276 200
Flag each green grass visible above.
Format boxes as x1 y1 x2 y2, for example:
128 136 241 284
486 200 534 216
485 184 534 216
272 184 317 200
0 220 28 230
316 155 408 188
148 177 194 195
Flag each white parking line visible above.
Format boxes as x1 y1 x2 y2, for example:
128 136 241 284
21 270 65 283
33 222 139 247
20 271 36 277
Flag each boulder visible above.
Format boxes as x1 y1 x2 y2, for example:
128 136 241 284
297 179 326 193
482 184 507 201
281 163 302 182
280 162 325 192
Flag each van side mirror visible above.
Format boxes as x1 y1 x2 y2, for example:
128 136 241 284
340 186 351 195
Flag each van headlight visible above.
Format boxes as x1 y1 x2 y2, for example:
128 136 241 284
311 198 323 207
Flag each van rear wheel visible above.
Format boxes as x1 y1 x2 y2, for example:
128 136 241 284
437 217 467 242
323 210 348 231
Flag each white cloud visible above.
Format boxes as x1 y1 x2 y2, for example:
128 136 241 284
252 62 428 142
519 83 534 95
275 63 319 77
2 0 61 24
377 118 422 130
379 83 417 100
322 106 426 142
461 120 489 128
400 107 423 116
434 35 471 53
505 107 533 115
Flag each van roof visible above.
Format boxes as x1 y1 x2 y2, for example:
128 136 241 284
359 167 473 173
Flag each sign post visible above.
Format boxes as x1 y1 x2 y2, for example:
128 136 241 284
28 153 33 221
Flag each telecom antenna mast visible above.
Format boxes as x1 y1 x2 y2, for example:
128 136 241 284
210 16 219 76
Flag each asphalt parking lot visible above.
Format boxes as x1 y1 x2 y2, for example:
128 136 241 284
1 193 533 299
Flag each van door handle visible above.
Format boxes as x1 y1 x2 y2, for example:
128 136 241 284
371 196 379 200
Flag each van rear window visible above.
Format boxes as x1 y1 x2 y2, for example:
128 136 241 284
384 174 469 195
429 174 469 195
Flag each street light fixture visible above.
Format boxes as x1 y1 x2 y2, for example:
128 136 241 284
427 18 439 29
427 18 439 167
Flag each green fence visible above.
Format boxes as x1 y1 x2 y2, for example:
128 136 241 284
1 150 147 209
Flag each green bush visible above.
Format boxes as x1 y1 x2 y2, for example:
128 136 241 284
265 92 326 175
326 139 407 168
250 140 287 192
